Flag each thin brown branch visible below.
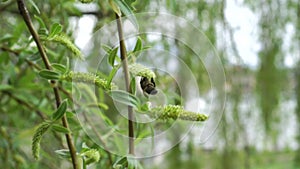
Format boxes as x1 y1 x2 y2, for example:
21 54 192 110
3 91 46 120
0 1 14 12
0 46 41 70
115 13 135 155
16 1 79 168
2 91 65 148
0 46 21 55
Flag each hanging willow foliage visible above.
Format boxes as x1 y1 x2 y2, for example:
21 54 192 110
294 3 300 165
256 2 286 136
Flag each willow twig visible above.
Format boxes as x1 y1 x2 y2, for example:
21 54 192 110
115 14 135 155
16 1 79 168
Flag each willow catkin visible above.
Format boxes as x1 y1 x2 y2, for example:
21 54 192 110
128 63 156 79
61 71 116 91
151 105 208 121
32 122 51 160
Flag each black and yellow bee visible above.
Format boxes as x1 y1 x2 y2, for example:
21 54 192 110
140 77 158 95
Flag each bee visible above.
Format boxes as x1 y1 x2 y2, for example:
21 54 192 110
140 77 158 95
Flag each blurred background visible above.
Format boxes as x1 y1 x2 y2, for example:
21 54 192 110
1 0 300 169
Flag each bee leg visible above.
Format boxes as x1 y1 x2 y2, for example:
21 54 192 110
143 91 149 98
150 89 158 95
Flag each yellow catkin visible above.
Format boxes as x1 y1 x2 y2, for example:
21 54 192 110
52 34 84 60
128 63 156 79
61 71 116 90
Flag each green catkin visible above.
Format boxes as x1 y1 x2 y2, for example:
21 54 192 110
151 105 208 121
51 34 83 60
32 122 51 160
61 71 116 90
128 63 156 79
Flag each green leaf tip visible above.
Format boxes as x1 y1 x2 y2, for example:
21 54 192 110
109 90 140 108
133 37 142 52
52 99 68 121
129 63 156 79
48 23 63 39
39 69 60 80
113 0 138 28
61 71 116 90
109 0 121 16
51 63 67 74
151 105 208 121
32 122 51 160
108 47 119 66
51 124 70 134
54 149 71 159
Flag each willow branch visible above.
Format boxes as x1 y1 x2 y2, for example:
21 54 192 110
16 1 79 168
3 91 46 120
2 91 65 148
115 13 135 155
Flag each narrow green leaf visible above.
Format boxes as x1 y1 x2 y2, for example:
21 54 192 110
102 44 112 53
66 111 75 118
48 23 63 39
130 78 136 95
0 84 13 91
109 0 121 16
125 0 137 9
127 156 138 169
51 63 67 74
109 90 140 108
97 103 109 110
113 0 138 28
108 47 119 66
133 37 142 52
107 66 119 88
52 99 68 121
55 149 71 159
38 28 48 38
38 69 60 80
0 34 13 43
51 124 70 133
28 0 40 14
113 156 128 168
34 15 46 29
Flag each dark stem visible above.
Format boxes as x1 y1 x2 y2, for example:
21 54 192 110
115 14 135 155
16 1 79 168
